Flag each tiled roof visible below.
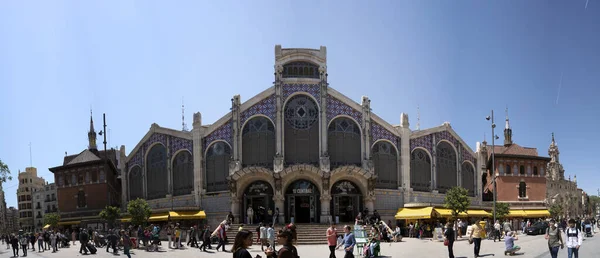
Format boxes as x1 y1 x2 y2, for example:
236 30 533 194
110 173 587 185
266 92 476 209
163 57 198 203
488 143 539 157
66 149 100 165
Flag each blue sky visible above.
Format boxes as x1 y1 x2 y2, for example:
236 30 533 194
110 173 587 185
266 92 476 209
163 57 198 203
1 1 599 208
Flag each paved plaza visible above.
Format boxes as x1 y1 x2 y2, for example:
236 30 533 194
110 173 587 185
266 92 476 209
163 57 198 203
1 233 599 258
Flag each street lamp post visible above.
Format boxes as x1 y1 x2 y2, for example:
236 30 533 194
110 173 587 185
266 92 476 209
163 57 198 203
486 111 499 224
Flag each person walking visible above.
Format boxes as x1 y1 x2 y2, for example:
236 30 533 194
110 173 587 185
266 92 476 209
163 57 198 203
215 222 227 252
469 219 484 258
166 224 173 249
247 206 254 225
30 233 36 251
200 225 212 251
443 222 455 258
19 233 29 257
11 234 19 257
326 222 337 258
267 224 276 252
71 230 76 246
565 219 583 258
121 230 132 258
232 230 254 258
37 232 43 252
50 231 57 253
545 220 564 258
260 223 268 251
340 225 356 258
79 229 89 254
265 230 298 258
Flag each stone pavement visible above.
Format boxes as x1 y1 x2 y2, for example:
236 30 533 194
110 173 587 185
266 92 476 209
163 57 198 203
1 234 599 258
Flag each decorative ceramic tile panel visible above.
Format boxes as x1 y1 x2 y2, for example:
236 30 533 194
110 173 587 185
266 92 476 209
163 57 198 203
240 94 276 126
203 120 233 151
144 133 168 151
326 95 363 125
371 122 399 148
462 145 476 164
170 136 193 154
128 151 143 168
435 131 460 150
282 83 321 106
410 134 433 154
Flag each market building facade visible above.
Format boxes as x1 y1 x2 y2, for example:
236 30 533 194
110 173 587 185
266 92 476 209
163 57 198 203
121 45 482 226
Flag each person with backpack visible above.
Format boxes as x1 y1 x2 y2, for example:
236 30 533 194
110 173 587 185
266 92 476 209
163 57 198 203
19 232 29 257
545 220 564 258
565 219 582 258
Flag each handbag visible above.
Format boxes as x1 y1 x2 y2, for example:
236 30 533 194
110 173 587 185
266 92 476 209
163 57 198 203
443 239 449 246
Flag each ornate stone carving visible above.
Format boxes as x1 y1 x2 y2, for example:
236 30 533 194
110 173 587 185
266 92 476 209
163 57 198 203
320 155 330 173
229 159 241 175
367 178 376 196
322 177 330 193
362 157 374 174
273 153 284 173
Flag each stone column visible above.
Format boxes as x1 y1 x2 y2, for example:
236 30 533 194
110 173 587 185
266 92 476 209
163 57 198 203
320 194 332 224
361 96 372 163
166 136 172 199
192 112 204 207
431 134 437 191
274 67 284 173
231 95 241 163
319 68 328 158
457 144 462 188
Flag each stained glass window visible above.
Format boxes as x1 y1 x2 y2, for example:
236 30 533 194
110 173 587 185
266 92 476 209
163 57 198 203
328 118 361 169
146 144 168 199
282 62 320 78
206 142 231 192
129 166 143 200
284 95 319 130
372 141 398 189
410 149 431 192
242 117 275 168
461 162 475 196
173 151 194 196
331 180 361 195
436 141 457 194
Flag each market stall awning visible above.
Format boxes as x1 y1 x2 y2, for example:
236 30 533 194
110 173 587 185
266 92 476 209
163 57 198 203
524 209 550 218
43 224 51 229
120 217 132 223
395 207 435 220
169 210 206 220
508 210 527 217
467 210 491 217
58 221 81 226
435 208 468 218
148 212 170 222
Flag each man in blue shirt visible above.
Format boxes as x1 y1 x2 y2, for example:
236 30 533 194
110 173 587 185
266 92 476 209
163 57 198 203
342 225 356 258
504 231 521 255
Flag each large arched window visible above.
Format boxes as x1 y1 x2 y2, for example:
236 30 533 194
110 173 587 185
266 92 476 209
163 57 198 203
206 142 231 192
519 165 525 175
284 95 319 165
410 149 431 192
506 165 511 175
128 166 143 200
533 166 538 176
328 118 361 169
282 62 320 79
436 141 457 194
173 151 194 196
146 144 168 200
373 141 398 189
518 181 527 198
242 117 275 168
461 162 475 196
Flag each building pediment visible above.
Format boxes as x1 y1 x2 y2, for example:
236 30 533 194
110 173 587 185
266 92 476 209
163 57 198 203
66 149 101 166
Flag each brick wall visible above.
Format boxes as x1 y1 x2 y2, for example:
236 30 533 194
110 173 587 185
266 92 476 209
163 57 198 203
496 176 546 202
57 184 108 212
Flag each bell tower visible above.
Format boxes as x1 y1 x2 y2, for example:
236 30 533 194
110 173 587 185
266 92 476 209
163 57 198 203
88 110 98 151
503 108 513 146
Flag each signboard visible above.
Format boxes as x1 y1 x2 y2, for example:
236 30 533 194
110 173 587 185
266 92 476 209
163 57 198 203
435 227 444 242
292 188 313 194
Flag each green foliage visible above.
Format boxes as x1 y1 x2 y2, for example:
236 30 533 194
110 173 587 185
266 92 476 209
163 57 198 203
493 202 510 219
0 159 12 183
44 213 61 228
99 206 121 227
127 198 152 226
549 203 563 219
443 186 471 218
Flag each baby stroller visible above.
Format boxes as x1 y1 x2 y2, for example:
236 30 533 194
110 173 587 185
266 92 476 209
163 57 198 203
60 235 70 248
584 224 593 237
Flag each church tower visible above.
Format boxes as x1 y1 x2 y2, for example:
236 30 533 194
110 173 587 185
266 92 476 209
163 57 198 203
547 132 564 181
504 108 513 146
88 111 98 151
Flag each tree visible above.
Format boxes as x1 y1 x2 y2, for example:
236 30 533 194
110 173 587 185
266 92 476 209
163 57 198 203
493 202 510 220
127 198 152 226
44 213 61 228
0 159 12 183
99 206 121 228
549 203 563 219
443 186 470 220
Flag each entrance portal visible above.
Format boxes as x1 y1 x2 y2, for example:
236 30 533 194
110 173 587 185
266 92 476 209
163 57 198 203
331 180 363 223
285 179 320 223
243 181 274 224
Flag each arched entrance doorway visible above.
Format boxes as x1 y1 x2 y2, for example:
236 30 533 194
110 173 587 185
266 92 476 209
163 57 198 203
285 179 320 223
331 180 363 223
243 181 274 225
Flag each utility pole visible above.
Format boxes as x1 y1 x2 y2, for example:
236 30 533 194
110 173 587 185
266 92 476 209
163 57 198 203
486 110 498 224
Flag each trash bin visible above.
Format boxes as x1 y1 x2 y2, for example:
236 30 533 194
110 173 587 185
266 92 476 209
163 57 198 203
479 221 487 239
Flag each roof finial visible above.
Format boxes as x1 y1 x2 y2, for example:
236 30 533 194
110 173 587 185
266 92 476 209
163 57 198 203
505 106 510 129
416 104 421 131
552 132 555 143
182 97 188 132
88 109 97 150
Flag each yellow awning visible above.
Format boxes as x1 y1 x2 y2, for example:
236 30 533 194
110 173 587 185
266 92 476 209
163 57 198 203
435 208 468 218
120 217 132 223
508 210 527 217
467 210 491 217
58 221 81 226
395 207 434 220
148 213 170 222
524 210 550 218
169 210 206 220
43 224 51 229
